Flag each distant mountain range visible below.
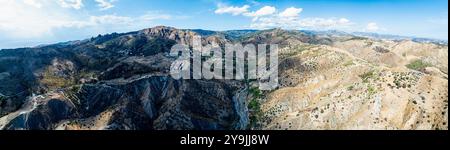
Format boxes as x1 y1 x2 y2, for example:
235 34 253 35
191 29 449 45
2 28 446 50
299 30 448 45
351 32 448 45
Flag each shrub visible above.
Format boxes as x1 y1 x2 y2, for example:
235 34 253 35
406 60 432 71
248 87 263 128
359 70 376 83
343 61 355 67
0 95 7 108
249 98 260 111
347 85 355 91
0 95 6 103
348 36 369 41
367 85 376 96
249 87 262 98
248 98 263 128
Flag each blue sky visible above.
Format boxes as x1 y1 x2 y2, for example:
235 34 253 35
0 0 448 49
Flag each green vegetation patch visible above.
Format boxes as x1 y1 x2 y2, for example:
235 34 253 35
343 60 355 67
248 87 263 128
0 95 6 103
367 85 377 96
248 98 261 112
249 87 262 99
347 36 369 41
359 70 377 83
40 68 75 89
406 60 432 71
347 85 355 91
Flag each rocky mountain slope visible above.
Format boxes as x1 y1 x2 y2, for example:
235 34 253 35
0 26 447 130
0 26 248 130
253 34 448 130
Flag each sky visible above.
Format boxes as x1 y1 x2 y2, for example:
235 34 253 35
0 0 448 49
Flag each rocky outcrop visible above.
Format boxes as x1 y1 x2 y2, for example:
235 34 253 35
139 26 199 46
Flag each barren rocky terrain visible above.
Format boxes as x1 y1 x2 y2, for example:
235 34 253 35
259 41 448 130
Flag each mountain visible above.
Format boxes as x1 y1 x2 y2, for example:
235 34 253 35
0 26 447 130
261 38 448 130
0 26 248 130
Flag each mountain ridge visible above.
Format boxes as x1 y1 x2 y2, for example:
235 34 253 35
2 26 447 50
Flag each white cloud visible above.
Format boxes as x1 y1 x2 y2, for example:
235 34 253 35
428 18 448 25
299 18 351 28
279 7 302 18
0 0 173 39
365 22 379 32
67 15 133 28
95 0 116 10
251 17 352 30
248 6 352 30
214 5 352 30
23 0 43 8
215 4 250 16
57 0 83 9
244 6 276 17
139 12 173 21
0 0 69 37
66 12 174 30
246 0 260 5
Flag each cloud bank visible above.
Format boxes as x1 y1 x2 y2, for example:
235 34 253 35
0 0 172 39
215 4 354 30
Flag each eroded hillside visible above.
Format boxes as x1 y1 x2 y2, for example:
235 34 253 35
252 37 448 130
